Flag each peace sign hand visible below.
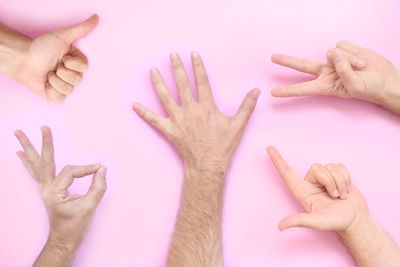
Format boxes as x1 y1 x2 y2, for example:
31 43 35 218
271 41 400 114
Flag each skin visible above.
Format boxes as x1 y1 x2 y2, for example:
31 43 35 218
15 126 107 267
267 146 400 267
0 15 98 103
271 41 400 114
133 52 260 267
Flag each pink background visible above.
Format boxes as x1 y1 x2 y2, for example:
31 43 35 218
1 0 400 266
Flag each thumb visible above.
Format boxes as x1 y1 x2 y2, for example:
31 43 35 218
233 88 261 123
279 213 327 231
55 14 99 43
331 49 363 90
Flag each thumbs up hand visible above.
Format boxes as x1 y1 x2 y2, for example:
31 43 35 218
13 15 99 103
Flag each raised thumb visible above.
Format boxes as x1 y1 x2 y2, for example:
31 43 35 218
55 14 99 43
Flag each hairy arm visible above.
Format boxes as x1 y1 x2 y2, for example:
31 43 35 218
134 52 259 267
15 127 107 267
0 25 30 78
33 233 79 267
167 164 225 266
338 212 400 267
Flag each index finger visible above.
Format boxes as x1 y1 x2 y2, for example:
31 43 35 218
40 126 56 181
271 54 323 75
267 146 301 192
14 130 40 161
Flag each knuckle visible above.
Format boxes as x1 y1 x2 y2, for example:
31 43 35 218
336 40 348 48
72 73 83 85
326 48 337 58
310 163 322 171
62 84 74 95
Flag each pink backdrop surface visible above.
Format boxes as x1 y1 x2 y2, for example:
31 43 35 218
1 0 400 266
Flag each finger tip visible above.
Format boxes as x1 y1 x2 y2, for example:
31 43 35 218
170 52 179 60
98 166 107 177
250 88 261 98
271 53 280 62
191 51 200 58
266 145 276 154
14 130 22 137
41 125 51 132
88 14 100 25
278 222 288 231
132 103 142 114
150 67 158 76
271 88 284 97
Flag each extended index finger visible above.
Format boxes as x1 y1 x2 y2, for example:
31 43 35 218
271 54 323 75
267 146 301 192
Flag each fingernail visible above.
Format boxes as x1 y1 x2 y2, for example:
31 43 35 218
99 166 107 177
150 68 157 75
333 190 340 198
251 89 261 98
41 125 50 132
170 52 179 60
339 191 348 200
333 51 343 61
191 51 199 58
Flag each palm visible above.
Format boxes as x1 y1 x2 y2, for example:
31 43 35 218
298 180 365 231
267 147 368 232
316 64 350 97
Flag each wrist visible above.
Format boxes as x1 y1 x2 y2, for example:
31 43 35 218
0 27 31 77
48 228 82 252
381 67 400 114
337 210 376 240
183 159 228 183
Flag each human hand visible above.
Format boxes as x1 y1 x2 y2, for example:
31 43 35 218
133 52 260 172
15 126 107 249
12 15 99 103
271 41 400 114
267 146 369 232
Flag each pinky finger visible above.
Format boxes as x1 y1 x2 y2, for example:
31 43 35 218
45 84 66 103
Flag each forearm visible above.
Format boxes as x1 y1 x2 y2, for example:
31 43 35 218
167 162 226 267
381 67 400 115
0 24 30 78
338 212 400 267
33 232 80 267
